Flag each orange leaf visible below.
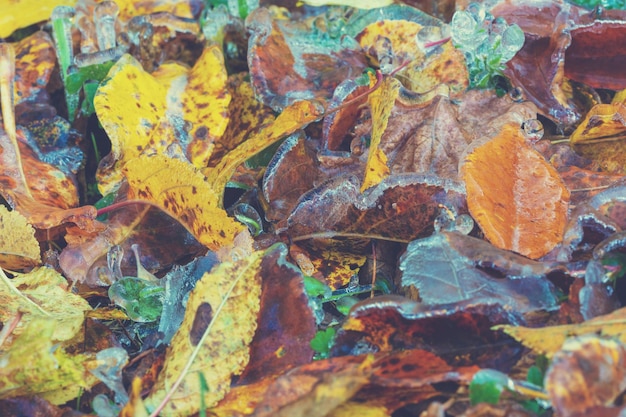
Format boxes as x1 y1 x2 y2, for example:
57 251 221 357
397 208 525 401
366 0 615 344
461 123 569 259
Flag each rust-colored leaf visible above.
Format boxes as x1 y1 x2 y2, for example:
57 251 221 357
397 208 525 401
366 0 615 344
461 123 570 259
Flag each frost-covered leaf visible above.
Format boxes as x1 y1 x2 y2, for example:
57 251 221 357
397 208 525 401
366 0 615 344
399 232 559 312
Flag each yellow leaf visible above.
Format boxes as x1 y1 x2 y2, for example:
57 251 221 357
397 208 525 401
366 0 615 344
0 204 40 270
0 267 91 341
95 48 231 194
206 99 324 206
329 403 391 417
122 155 244 251
0 267 96 403
0 0 77 38
299 0 392 8
0 316 97 404
494 306 626 357
569 103 626 174
144 248 265 416
361 77 400 192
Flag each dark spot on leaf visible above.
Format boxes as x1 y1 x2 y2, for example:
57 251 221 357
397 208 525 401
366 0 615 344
195 126 208 139
189 302 213 346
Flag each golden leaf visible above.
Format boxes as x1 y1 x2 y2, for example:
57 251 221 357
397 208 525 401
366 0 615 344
569 103 626 174
494 306 626 357
461 123 570 259
0 267 96 403
361 77 399 192
122 155 244 251
0 204 40 270
144 248 264 416
206 99 323 206
94 48 231 194
0 0 77 38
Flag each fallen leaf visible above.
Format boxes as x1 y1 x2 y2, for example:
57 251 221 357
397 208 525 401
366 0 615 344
0 267 96 403
399 231 559 312
122 154 244 251
494 306 626 357
144 247 264 416
361 77 398 192
461 123 570 259
94 48 231 194
246 7 368 111
545 336 626 417
206 99 324 206
0 0 77 38
238 244 317 385
288 173 467 243
333 295 523 369
11 31 57 105
0 204 40 270
569 103 626 174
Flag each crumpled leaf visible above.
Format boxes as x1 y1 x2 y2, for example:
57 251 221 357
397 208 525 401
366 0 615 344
545 336 626 417
569 103 626 174
249 355 374 417
333 295 523 369
0 204 40 269
94 47 231 194
144 247 264 416
361 77 398 192
461 123 570 259
0 267 96 403
122 154 244 251
287 173 467 243
399 231 559 312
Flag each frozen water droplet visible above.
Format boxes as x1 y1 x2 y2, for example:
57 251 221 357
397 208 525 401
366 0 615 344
201 5 231 44
466 2 486 22
325 7 346 38
451 10 477 47
228 0 258 19
491 16 507 35
501 24 524 62
94 1 119 51
522 119 544 143
508 87 524 102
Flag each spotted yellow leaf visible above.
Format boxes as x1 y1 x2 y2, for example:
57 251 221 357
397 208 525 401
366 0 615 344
0 205 40 270
361 77 400 192
145 246 265 416
0 0 77 38
95 47 231 194
122 155 244 251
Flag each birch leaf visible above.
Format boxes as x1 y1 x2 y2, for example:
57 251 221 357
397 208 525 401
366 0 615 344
144 247 264 416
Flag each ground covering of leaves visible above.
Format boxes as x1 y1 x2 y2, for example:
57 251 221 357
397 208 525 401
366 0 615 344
4 0 626 416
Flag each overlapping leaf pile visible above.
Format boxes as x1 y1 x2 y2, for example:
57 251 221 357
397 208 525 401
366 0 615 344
4 0 626 416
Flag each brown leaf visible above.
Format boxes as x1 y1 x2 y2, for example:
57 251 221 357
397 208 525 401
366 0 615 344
288 174 467 243
238 244 317 385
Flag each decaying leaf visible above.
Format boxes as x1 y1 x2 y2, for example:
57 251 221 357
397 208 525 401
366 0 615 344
0 204 40 269
361 77 399 192
144 247 264 416
569 103 626 174
122 154 244 251
0 267 96 403
94 47 231 194
545 336 626 417
462 123 570 259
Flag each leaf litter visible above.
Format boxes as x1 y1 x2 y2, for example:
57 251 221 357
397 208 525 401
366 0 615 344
4 0 626 416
